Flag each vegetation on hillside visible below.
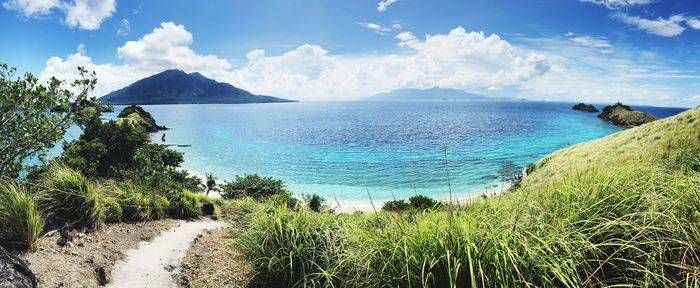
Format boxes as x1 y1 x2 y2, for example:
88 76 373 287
232 107 700 287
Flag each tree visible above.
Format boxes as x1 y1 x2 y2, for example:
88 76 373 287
220 174 288 199
0 63 96 178
203 173 217 196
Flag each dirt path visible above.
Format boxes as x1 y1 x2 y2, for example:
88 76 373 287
180 227 252 287
106 219 226 288
19 219 177 287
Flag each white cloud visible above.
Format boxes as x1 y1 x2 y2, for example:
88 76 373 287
565 33 612 49
39 22 700 106
377 0 397 12
40 22 231 96
395 31 417 41
688 18 700 30
2 0 59 15
357 22 402 34
116 18 129 36
612 13 686 37
63 0 115 29
2 0 115 30
225 28 551 100
580 0 653 9
116 22 231 74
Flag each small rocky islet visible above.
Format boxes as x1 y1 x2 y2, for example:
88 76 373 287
573 102 658 127
572 103 599 113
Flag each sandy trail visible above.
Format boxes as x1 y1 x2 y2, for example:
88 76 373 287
107 219 227 288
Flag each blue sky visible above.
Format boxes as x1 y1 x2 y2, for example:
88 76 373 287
2 0 700 106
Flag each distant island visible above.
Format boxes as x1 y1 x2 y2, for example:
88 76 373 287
598 102 658 127
99 69 296 105
572 103 599 113
362 87 491 101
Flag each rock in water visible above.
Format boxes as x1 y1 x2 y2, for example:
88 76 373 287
0 246 37 288
572 103 599 112
598 102 658 127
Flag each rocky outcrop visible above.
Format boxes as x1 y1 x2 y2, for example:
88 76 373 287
598 102 658 127
572 103 599 112
0 246 37 288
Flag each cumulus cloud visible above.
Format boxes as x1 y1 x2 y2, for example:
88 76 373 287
612 13 686 37
688 18 700 30
40 22 231 96
224 27 551 100
39 22 697 106
2 0 59 15
116 18 129 36
377 0 397 12
2 0 115 30
580 0 653 9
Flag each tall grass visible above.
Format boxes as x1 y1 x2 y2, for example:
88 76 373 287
0 180 43 251
36 165 105 229
236 167 700 287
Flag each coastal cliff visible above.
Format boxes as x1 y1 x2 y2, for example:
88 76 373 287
597 102 658 127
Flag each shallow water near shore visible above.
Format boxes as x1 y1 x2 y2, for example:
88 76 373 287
57 101 685 203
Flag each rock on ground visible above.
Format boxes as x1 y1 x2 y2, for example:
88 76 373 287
0 246 36 288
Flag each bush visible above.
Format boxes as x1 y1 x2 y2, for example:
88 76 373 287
169 190 202 219
382 199 410 211
304 194 325 212
382 195 440 212
116 183 170 222
268 192 299 210
37 165 104 230
221 174 288 199
0 181 43 251
103 196 123 223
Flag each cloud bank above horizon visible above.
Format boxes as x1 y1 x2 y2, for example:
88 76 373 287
37 21 698 106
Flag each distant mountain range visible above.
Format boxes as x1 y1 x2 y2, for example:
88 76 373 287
99 70 296 105
362 87 492 101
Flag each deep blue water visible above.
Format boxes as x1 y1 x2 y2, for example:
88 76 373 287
54 101 686 202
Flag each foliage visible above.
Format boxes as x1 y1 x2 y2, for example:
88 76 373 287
221 174 288 199
382 195 440 212
169 190 203 219
102 196 123 223
36 165 104 230
203 173 217 196
117 105 165 132
236 107 700 287
61 116 149 178
304 194 325 212
0 63 96 178
0 180 43 251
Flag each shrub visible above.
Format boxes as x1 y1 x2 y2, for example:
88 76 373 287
239 206 349 287
0 181 43 251
304 194 325 212
169 190 202 219
382 195 440 212
221 174 288 199
37 165 104 229
268 192 299 210
116 183 171 222
103 196 123 223
382 199 410 211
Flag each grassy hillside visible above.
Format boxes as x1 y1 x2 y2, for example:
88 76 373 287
231 107 700 287
524 106 700 190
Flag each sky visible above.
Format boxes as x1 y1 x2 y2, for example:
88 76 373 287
1 0 700 106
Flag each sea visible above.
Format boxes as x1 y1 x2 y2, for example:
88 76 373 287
54 100 687 205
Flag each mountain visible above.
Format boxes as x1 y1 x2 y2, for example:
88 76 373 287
99 70 296 105
362 87 491 101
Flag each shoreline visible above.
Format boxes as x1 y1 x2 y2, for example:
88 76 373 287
183 168 511 213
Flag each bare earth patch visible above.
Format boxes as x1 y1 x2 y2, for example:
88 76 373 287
18 219 177 287
180 227 252 288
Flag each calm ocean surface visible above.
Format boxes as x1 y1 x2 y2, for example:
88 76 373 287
57 101 686 202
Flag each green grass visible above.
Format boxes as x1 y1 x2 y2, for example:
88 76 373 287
36 165 105 229
235 107 700 287
0 180 43 251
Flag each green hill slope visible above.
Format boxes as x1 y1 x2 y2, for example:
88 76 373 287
523 106 700 190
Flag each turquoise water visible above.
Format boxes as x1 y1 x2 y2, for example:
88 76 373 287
54 101 687 203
